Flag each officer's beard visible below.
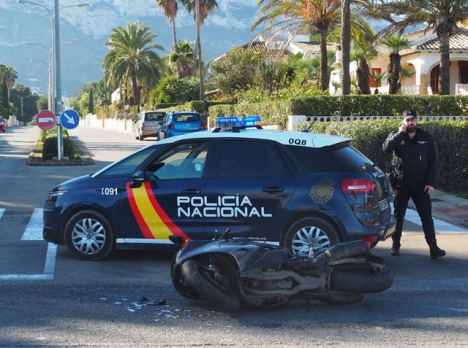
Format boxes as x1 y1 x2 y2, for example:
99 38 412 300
407 125 416 133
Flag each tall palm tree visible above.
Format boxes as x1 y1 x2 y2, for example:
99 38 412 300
368 0 468 95
252 0 341 92
102 21 164 107
155 0 179 53
381 34 410 94
181 0 219 100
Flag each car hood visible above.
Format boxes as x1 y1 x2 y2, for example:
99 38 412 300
51 174 92 191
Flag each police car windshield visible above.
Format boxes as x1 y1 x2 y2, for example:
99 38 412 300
92 146 157 178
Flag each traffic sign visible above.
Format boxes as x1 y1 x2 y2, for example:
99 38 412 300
36 110 56 131
60 109 80 130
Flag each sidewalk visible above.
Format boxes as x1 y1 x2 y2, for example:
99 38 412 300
408 190 468 231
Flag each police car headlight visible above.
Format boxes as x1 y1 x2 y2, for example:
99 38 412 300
48 190 68 198
44 190 70 211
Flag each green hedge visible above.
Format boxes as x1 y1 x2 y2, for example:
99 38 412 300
208 95 468 130
300 119 468 196
41 127 75 160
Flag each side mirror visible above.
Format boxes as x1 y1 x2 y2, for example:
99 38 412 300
130 170 145 188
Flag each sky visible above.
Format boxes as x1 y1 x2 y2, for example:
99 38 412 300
0 0 261 96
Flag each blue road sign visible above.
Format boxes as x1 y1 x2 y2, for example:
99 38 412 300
60 109 80 130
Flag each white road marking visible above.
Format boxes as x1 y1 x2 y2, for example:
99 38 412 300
0 208 56 280
21 208 44 240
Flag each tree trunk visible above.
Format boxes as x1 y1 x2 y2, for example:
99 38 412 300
195 0 204 100
340 0 351 95
131 73 140 106
319 30 329 91
357 57 371 95
171 20 178 53
439 33 450 95
388 53 401 94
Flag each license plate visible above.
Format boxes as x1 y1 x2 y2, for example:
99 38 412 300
379 199 389 210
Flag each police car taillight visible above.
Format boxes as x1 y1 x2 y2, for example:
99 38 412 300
341 179 376 194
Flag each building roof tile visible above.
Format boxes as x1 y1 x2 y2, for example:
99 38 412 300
401 27 468 55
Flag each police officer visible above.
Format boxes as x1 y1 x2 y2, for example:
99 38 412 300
382 109 445 259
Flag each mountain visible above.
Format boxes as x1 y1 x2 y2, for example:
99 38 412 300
0 0 258 98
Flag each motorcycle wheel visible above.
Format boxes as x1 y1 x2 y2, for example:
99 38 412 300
181 260 241 313
330 263 394 293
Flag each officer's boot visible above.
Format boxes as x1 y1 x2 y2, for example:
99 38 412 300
390 236 400 256
428 240 446 260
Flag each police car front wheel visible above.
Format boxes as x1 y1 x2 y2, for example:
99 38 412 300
64 210 115 261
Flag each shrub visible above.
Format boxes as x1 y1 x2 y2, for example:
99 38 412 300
41 128 75 160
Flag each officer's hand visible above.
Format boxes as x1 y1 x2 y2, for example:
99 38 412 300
424 185 435 195
399 123 406 133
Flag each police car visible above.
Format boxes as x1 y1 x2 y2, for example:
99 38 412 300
43 117 395 260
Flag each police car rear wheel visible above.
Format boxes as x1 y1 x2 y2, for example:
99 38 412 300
284 217 340 255
64 210 115 261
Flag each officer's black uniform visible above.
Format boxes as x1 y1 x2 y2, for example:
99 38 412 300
382 110 445 259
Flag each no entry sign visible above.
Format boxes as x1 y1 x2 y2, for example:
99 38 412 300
36 110 56 131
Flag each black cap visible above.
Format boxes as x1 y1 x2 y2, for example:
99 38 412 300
402 109 417 119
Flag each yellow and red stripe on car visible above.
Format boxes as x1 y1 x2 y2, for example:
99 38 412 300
126 182 189 240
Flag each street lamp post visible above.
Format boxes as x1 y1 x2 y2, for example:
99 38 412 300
17 0 89 160
28 43 53 111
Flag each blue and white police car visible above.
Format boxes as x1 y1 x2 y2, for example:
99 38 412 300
43 117 395 260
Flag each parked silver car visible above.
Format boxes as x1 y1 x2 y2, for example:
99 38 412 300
134 110 166 141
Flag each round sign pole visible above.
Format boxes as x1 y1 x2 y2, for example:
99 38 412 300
54 0 63 161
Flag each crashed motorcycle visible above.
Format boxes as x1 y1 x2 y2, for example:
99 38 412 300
170 230 393 312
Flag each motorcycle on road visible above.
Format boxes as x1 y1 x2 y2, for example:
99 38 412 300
170 230 394 312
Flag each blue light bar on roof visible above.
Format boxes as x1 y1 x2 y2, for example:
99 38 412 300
216 116 261 128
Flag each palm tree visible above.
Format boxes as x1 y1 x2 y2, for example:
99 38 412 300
1 65 18 101
369 0 468 95
252 0 341 92
181 0 219 100
102 21 164 107
169 40 196 79
350 20 379 94
370 70 389 94
155 0 179 53
381 34 410 94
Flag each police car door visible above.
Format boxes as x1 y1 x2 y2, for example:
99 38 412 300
203 139 296 243
129 140 211 243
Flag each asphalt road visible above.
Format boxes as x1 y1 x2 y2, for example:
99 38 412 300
0 125 467 347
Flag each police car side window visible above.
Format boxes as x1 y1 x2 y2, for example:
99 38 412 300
216 140 289 178
286 146 342 173
151 141 210 180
